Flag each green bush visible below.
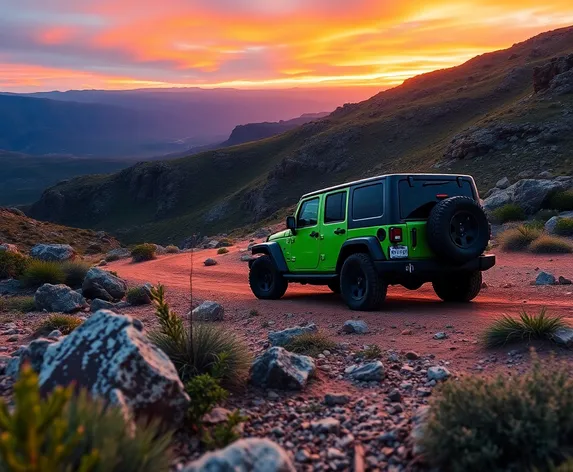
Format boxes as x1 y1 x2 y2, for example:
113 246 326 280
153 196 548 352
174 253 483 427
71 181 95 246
420 354 573 472
105 253 121 262
202 410 246 451
534 209 559 223
35 314 83 337
283 332 336 357
217 247 229 255
0 251 29 280
186 374 228 425
165 245 180 254
0 296 36 313
491 204 526 224
529 235 573 254
546 190 573 211
555 218 573 237
21 260 66 288
126 286 151 306
131 244 156 263
148 285 251 390
62 260 91 289
356 344 382 360
483 308 565 348
499 225 542 251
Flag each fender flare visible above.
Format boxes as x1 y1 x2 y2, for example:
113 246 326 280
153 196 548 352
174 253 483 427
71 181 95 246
250 242 288 272
336 237 385 273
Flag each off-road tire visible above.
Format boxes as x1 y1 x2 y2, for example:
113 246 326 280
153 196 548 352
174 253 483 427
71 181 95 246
432 271 482 302
249 255 288 300
340 253 387 311
328 279 341 293
427 196 489 264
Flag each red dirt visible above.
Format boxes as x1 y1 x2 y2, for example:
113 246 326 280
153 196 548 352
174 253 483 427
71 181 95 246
111 246 573 372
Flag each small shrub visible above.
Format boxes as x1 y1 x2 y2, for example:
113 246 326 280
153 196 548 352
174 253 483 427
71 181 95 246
131 244 156 263
217 247 229 255
249 309 259 317
499 225 542 251
529 235 573 254
202 410 246 450
546 189 573 211
218 238 233 247
186 374 228 426
534 208 559 223
0 251 29 279
126 286 151 306
35 314 83 337
555 218 573 236
105 253 121 262
483 308 565 348
283 332 336 357
62 260 91 288
357 344 382 360
165 245 180 254
523 219 545 231
491 203 526 223
0 296 36 313
421 353 573 471
20 260 66 287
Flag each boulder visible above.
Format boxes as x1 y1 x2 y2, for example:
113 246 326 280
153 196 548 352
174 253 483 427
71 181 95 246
250 347 315 390
35 284 86 313
427 366 451 381
535 271 556 285
204 258 218 266
30 244 75 262
39 310 190 424
342 320 368 334
495 177 510 189
545 216 561 234
91 298 116 312
345 361 385 381
0 243 19 254
105 248 131 261
268 324 318 346
181 438 295 472
553 328 573 347
0 279 22 296
192 301 224 321
6 338 58 378
82 267 127 302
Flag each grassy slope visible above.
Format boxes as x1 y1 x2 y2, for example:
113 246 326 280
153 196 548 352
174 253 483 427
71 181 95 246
29 26 573 244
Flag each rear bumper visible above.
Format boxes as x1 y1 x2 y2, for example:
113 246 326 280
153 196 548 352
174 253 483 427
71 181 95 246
374 254 495 278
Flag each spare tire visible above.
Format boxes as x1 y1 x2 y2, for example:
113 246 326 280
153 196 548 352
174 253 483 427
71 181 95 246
427 196 489 264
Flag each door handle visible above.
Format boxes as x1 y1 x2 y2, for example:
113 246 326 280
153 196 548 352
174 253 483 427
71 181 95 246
309 231 320 238
334 228 346 235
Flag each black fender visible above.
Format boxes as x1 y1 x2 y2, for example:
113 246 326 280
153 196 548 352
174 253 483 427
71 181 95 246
250 242 288 272
336 237 385 273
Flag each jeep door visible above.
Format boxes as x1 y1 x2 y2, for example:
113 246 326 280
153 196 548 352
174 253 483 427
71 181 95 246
290 196 321 270
319 190 348 271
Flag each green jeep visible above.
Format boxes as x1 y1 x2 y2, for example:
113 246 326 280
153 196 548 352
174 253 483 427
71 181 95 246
248 173 495 311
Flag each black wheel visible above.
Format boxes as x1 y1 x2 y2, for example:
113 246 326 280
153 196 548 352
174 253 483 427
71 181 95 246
340 253 387 311
328 279 341 294
427 196 489 264
249 255 288 300
432 271 482 302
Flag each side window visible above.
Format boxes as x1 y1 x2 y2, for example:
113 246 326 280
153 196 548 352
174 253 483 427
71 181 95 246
352 183 384 220
297 198 319 228
324 192 347 223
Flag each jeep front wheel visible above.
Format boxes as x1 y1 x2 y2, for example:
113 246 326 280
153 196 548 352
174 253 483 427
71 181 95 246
432 271 482 302
340 253 387 311
249 255 288 300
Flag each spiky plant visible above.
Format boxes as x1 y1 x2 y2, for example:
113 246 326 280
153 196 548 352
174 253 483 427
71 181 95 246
283 332 336 357
34 314 83 337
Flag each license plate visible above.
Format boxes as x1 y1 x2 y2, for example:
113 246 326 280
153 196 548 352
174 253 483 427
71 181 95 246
389 245 408 259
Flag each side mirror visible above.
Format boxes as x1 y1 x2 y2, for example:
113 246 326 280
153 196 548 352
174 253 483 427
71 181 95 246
286 216 297 235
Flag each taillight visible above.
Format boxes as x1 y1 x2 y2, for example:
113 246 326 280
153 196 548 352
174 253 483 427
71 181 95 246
389 227 403 243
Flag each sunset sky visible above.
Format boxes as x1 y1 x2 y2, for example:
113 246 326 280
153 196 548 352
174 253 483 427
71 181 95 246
1 0 573 92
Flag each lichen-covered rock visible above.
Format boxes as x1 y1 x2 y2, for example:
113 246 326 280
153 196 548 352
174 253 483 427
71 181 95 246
90 298 116 312
268 324 318 346
192 301 224 321
342 320 368 334
345 361 385 381
181 438 295 472
38 310 190 424
82 267 127 302
35 284 86 313
6 338 57 378
250 347 315 390
30 244 75 262
427 366 451 381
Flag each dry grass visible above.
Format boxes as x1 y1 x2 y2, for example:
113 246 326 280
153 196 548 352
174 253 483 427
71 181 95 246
529 235 573 254
499 225 542 252
283 332 336 357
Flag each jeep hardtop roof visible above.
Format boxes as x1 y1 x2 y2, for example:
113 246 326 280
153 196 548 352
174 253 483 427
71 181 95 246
300 173 475 200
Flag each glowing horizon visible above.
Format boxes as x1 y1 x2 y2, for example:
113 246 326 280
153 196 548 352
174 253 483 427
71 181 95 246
1 0 573 93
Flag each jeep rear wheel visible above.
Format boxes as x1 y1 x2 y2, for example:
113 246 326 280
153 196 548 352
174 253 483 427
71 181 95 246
249 255 288 300
432 271 482 302
340 253 387 311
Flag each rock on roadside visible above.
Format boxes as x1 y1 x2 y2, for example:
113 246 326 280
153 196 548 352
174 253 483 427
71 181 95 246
269 324 318 346
341 320 369 334
345 361 385 381
250 347 315 390
536 271 556 285
90 298 116 312
553 328 573 347
82 267 127 302
35 284 86 313
427 366 451 381
30 244 75 262
192 301 224 321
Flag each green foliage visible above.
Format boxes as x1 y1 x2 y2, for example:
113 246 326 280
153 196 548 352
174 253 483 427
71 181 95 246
546 190 573 211
202 410 246 451
0 296 36 313
131 244 156 263
218 238 233 247
35 314 83 337
20 260 66 288
0 251 29 280
491 204 526 224
185 374 229 425
483 308 566 348
499 225 542 251
165 245 180 254
126 286 151 306
148 285 251 390
420 354 573 472
356 344 382 360
529 235 573 254
217 247 229 255
283 332 336 357
61 260 91 289
555 218 573 237
534 209 559 224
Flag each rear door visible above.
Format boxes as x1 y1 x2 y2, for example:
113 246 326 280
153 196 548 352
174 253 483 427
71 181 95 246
319 189 348 271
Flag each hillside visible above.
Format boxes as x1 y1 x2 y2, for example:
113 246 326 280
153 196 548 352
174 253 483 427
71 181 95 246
29 26 573 245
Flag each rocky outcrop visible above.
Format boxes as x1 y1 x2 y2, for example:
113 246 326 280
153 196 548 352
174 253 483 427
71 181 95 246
268 324 318 347
30 244 75 262
39 310 190 424
82 267 127 302
533 54 573 93
34 284 86 313
250 347 316 390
